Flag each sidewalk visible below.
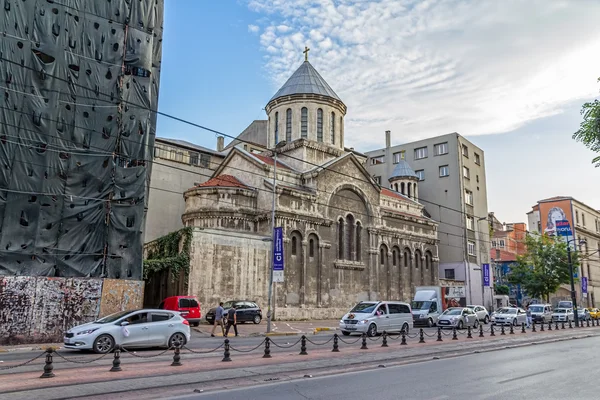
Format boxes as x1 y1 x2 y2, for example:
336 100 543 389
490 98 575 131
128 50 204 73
1 325 599 400
192 319 340 337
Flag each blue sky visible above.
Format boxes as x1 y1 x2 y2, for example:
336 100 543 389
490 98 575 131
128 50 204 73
157 0 600 225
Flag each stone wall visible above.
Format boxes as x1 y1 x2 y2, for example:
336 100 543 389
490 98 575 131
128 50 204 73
0 276 143 345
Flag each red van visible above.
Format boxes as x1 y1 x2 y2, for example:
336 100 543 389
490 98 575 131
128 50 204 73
158 296 201 326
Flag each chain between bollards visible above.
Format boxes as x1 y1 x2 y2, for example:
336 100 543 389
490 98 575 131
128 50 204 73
222 339 232 362
381 331 388 347
171 342 182 366
300 335 308 355
110 345 122 372
452 327 458 340
361 333 368 350
437 327 443 342
40 348 55 379
332 334 340 352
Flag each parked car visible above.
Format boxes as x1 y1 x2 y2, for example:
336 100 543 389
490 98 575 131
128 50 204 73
437 307 479 330
575 308 591 321
339 301 413 337
206 300 262 325
491 307 527 326
528 304 553 324
588 308 600 319
552 308 574 322
158 296 202 327
63 309 191 354
466 305 490 323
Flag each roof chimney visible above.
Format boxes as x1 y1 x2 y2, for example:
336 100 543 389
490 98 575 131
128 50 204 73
385 130 391 148
217 136 224 152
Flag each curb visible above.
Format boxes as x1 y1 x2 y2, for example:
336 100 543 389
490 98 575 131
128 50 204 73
313 327 337 334
0 344 62 353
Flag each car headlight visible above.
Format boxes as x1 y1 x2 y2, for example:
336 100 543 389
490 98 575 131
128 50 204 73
358 320 368 324
76 328 99 336
339 320 344 324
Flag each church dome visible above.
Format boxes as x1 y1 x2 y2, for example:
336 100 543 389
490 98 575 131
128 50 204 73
389 159 418 181
268 61 342 104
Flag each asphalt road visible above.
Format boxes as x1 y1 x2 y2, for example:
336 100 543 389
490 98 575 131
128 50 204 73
176 334 600 400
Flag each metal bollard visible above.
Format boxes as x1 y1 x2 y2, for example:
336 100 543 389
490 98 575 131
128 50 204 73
171 342 182 366
532 322 537 332
501 325 506 335
548 321 552 331
587 319 590 327
110 345 122 372
509 324 514 335
452 327 458 340
300 335 308 355
361 333 368 350
490 325 495 336
40 348 55 378
419 328 425 343
381 331 388 347
521 323 526 333
401 331 407 345
555 321 559 330
332 334 340 353
467 326 472 339
222 339 232 362
569 320 573 329
437 327 443 342
562 321 566 330
263 337 272 358
479 324 484 338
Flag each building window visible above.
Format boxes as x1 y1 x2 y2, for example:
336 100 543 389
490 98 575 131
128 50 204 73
462 144 469 157
439 165 449 177
465 190 473 205
189 152 199 166
371 156 384 165
301 107 308 138
576 210 579 224
274 111 279 144
346 214 355 261
492 240 497 247
416 170 425 181
317 108 323 142
356 222 362 262
286 108 292 142
499 239 505 248
467 241 476 256
582 213 586 226
393 151 405 163
291 236 298 256
463 166 470 179
338 218 344 259
434 142 448 156
444 269 455 279
200 154 210 167
474 153 480 165
309 239 315 258
414 147 428 160
175 151 183 162
374 176 382 185
330 112 335 144
466 216 474 231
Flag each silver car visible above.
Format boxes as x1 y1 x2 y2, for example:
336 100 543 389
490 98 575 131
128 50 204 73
63 309 191 354
576 308 591 321
466 305 490 324
436 307 479 330
491 307 527 326
552 308 574 322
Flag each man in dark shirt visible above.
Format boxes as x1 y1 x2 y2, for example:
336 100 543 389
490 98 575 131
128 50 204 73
225 304 239 337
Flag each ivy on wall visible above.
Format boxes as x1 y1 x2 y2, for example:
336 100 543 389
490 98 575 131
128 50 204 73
143 227 192 281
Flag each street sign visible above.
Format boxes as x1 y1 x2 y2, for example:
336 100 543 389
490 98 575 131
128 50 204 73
582 277 588 294
482 264 490 287
273 227 284 283
555 220 572 237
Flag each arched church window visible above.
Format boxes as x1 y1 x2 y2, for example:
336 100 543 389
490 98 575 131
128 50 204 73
380 247 385 265
392 248 397 266
309 239 315 258
317 108 323 142
286 108 292 142
338 218 344 259
274 111 279 144
356 222 362 262
346 214 355 260
403 250 409 267
330 112 335 144
301 108 308 138
401 182 405 195
291 236 297 256
407 182 412 198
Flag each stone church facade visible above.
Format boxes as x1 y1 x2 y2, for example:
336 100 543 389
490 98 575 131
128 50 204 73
182 56 439 319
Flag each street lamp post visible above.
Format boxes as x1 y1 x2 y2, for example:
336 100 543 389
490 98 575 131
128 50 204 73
567 238 586 328
477 216 490 307
266 140 286 334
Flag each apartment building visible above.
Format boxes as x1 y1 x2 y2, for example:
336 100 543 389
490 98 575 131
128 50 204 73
365 131 492 307
527 196 600 307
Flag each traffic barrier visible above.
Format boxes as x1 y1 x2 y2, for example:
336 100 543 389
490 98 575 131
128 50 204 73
263 337 272 358
452 327 458 340
479 325 484 338
381 332 388 347
540 322 545 331
222 339 232 362
300 335 308 355
555 321 559 330
401 331 407 345
467 326 472 339
419 329 425 343
40 348 55 379
332 334 340 352
361 333 368 350
171 342 182 367
110 346 122 372
490 325 496 336
501 325 506 335
437 328 443 342
509 324 514 335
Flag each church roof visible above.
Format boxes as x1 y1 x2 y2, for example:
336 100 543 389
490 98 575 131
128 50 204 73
196 175 250 189
251 153 294 171
381 188 414 203
269 61 342 103
389 159 418 180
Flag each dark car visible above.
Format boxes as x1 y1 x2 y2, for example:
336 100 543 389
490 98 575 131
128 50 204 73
206 300 262 325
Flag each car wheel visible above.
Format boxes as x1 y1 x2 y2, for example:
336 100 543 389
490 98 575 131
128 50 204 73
427 318 434 328
484 316 489 324
402 323 410 335
93 334 114 354
253 315 262 324
168 332 187 348
473 320 479 329
458 321 464 330
342 331 351 336
367 323 378 337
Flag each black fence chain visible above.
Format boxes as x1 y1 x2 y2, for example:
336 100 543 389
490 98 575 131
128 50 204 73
367 335 381 342
54 350 111 364
182 343 224 354
0 351 46 370
270 338 303 349
121 346 174 358
441 329 452 336
422 330 437 337
406 332 419 339
387 333 402 341
230 339 267 353
337 336 363 345
305 336 335 346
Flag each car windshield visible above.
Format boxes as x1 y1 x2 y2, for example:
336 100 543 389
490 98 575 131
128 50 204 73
555 309 567 313
497 308 516 314
529 306 544 312
351 303 378 313
95 310 132 323
443 309 462 316
223 301 234 309
411 301 431 310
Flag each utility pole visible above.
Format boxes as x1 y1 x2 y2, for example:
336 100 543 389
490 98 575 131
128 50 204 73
567 244 579 327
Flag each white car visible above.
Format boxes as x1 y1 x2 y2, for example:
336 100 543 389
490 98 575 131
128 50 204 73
63 309 191 354
491 307 527 326
466 305 490 324
552 308 574 323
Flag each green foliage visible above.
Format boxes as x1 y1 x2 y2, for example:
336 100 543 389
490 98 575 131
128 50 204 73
573 78 600 167
143 227 192 281
494 284 510 296
507 234 579 302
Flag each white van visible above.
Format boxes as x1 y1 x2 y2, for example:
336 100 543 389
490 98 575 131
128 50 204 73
339 301 413 337
528 304 553 324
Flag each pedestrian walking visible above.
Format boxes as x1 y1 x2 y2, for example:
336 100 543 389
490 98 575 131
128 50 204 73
211 302 225 337
526 306 532 328
225 304 239 337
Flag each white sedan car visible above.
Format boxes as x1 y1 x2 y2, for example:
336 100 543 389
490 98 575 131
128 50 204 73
491 307 527 326
63 309 191 354
466 305 490 324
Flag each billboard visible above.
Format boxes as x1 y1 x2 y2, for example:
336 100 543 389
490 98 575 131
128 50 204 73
538 199 574 244
441 286 467 310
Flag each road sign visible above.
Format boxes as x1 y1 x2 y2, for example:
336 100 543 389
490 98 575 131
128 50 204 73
482 264 490 287
273 227 284 283
582 277 588 294
555 220 572 237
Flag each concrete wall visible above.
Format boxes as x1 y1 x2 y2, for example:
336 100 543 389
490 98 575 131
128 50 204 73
0 276 143 344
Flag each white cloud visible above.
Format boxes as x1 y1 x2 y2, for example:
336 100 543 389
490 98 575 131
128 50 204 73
248 24 260 33
245 0 600 149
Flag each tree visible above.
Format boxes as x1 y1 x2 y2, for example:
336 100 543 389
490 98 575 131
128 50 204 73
507 234 579 303
494 284 510 296
573 77 600 167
